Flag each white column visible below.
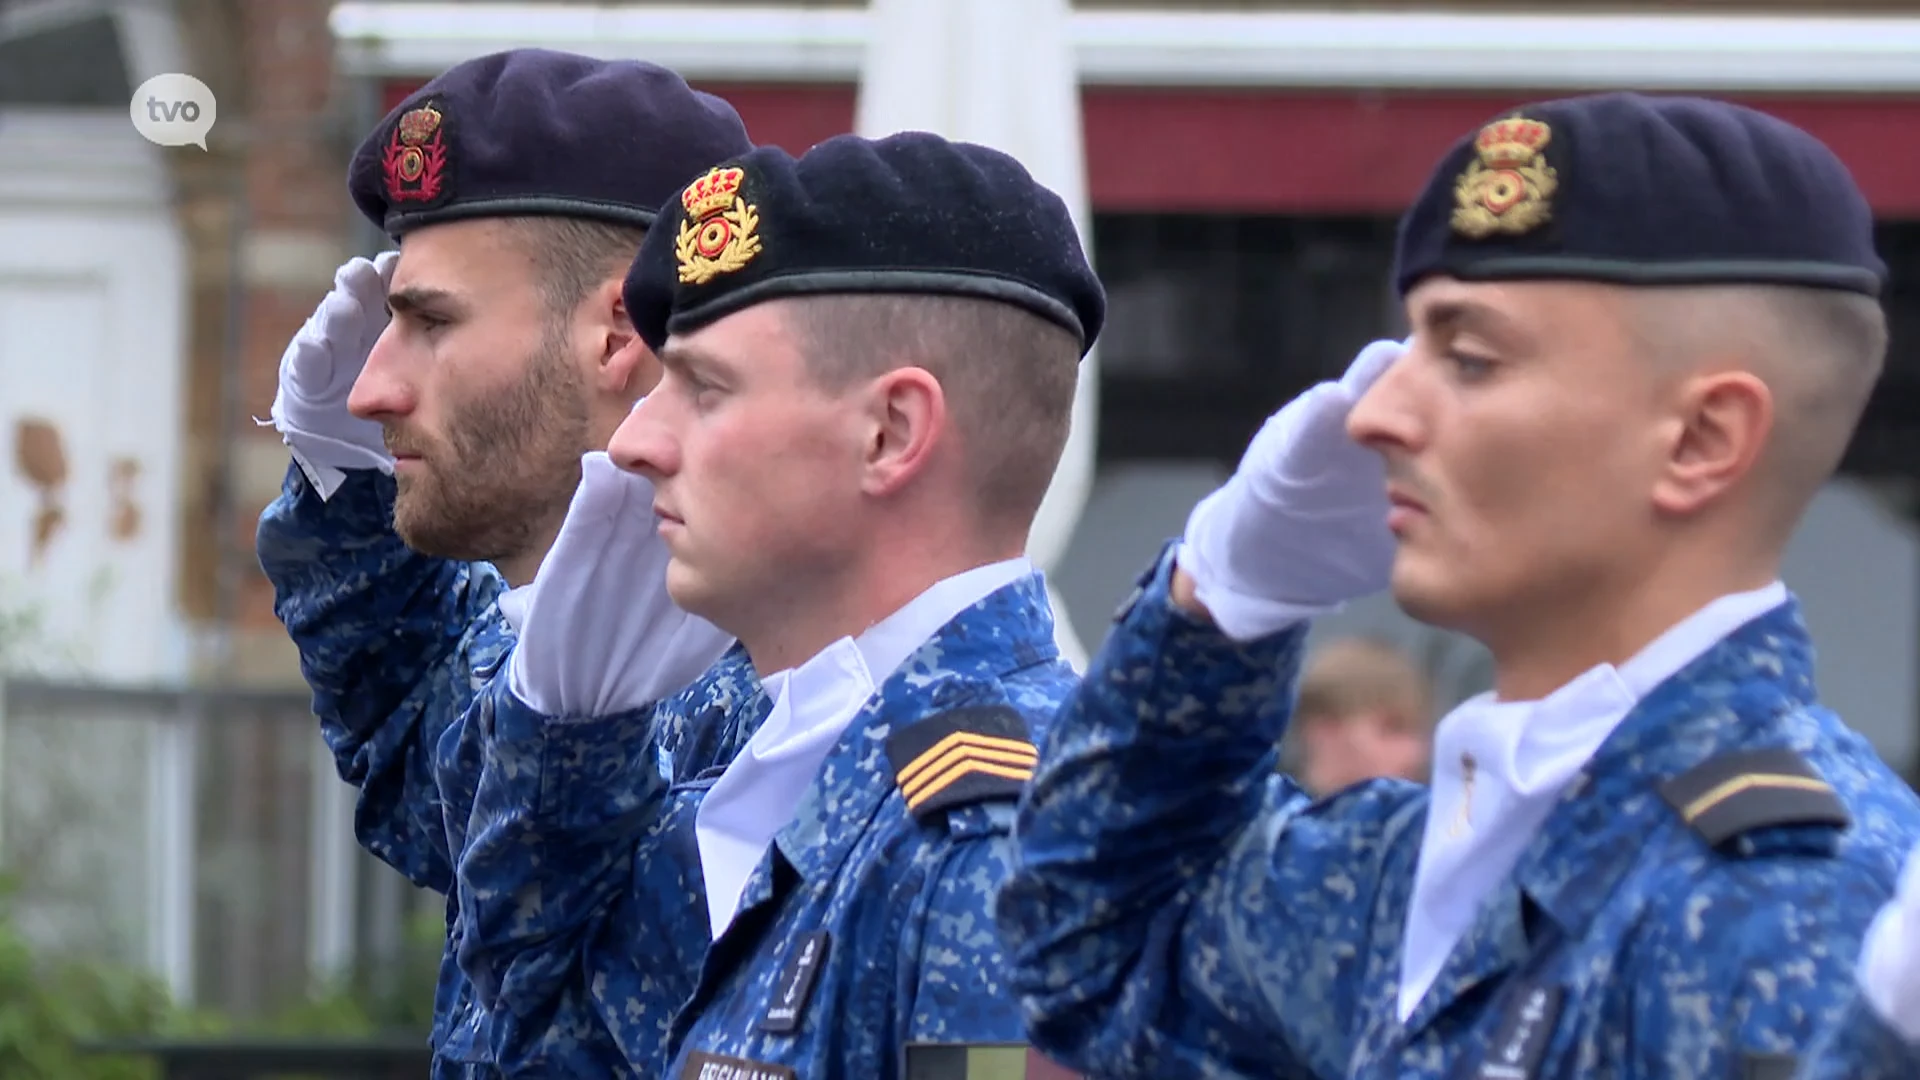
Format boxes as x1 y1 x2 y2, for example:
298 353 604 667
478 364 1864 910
147 704 197 1003
854 0 1097 669
307 738 361 987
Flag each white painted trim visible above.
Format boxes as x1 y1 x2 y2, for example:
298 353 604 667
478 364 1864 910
0 0 189 210
147 710 198 1003
307 739 360 988
330 3 1920 93
0 0 108 39
115 2 194 85
0 109 173 209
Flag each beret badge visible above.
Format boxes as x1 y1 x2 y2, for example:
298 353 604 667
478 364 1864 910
675 166 762 286
383 103 449 205
1451 116 1557 239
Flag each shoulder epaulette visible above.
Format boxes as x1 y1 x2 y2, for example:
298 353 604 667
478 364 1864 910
885 705 1037 821
1658 747 1850 847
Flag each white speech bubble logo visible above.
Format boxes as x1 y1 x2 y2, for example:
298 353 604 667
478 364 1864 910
130 73 217 150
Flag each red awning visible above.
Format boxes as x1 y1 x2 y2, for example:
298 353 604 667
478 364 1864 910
380 81 1920 216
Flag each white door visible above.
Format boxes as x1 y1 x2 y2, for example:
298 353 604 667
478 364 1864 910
0 1 196 1002
0 108 189 683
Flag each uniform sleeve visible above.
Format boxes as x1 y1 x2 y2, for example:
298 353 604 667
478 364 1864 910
454 680 675 1004
1797 840 1920 1079
996 545 1427 1079
1797 994 1920 1080
903 812 1029 1046
455 672 739 1080
1624 849 1902 1078
255 463 510 892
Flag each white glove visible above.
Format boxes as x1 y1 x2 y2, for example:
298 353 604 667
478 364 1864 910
1860 839 1920 1043
259 252 398 499
507 451 736 717
1179 338 1405 641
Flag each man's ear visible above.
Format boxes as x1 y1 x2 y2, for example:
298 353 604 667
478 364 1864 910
859 366 946 498
607 337 661 398
596 278 652 395
1650 369 1773 517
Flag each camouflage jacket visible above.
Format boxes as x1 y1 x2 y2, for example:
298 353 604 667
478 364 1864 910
997 544 1920 1080
455 572 1076 1079
257 464 768 1078
256 465 512 894
1797 990 1920 1079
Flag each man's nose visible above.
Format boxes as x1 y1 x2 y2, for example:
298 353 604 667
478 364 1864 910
347 327 416 421
1345 351 1422 454
607 394 677 479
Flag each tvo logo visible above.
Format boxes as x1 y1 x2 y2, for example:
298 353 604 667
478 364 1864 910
130 73 217 150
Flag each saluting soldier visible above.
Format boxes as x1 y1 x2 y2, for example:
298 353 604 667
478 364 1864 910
997 91 1920 1079
256 50 747 1075
451 133 1105 1079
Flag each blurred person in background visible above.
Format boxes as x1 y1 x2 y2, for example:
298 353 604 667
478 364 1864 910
1288 636 1435 794
255 49 747 1075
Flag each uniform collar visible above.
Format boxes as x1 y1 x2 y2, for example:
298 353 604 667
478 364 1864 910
770 570 1059 885
1397 595 1816 1039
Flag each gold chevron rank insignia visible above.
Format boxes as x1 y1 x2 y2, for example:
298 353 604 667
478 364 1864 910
886 705 1037 820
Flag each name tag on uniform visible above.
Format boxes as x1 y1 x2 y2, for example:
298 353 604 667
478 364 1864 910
679 1050 798 1080
759 930 829 1034
1473 983 1562 1080
903 1043 1084 1080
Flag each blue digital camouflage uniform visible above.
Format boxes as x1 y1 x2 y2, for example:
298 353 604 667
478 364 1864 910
257 467 515 1071
260 46 753 1078
996 545 1920 1079
258 465 769 1076
446 131 1105 1079
258 467 507 894
1797 991 1920 1079
456 572 1076 1078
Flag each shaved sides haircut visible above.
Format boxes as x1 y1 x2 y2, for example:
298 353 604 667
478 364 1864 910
780 293 1082 528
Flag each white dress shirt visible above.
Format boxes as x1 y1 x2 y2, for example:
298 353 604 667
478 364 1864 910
694 557 1035 937
1397 581 1791 1021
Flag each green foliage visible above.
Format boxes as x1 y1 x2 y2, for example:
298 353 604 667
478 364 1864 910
0 599 442 1077
357 904 446 1032
0 874 171 1080
0 874 436 1080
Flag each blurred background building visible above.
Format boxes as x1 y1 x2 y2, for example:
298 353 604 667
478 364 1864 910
3 0 1920 1049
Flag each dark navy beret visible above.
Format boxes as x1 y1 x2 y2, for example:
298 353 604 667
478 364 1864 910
348 48 753 237
1394 91 1886 298
623 131 1105 357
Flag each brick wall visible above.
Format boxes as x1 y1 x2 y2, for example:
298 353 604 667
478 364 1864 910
172 0 353 686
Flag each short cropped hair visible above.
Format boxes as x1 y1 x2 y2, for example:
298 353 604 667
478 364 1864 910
1626 283 1887 534
501 216 650 323
782 293 1082 525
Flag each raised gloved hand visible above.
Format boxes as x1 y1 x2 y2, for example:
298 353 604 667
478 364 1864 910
260 252 397 499
1179 338 1405 641
507 451 735 717
1859 839 1920 1042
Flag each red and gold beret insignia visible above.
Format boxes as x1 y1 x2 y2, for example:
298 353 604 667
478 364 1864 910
675 166 762 285
1452 116 1557 239
383 103 449 205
